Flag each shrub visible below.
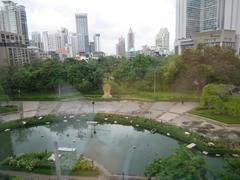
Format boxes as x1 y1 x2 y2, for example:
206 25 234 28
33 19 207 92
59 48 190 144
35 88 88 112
200 84 230 108
2 152 50 172
200 84 240 116
215 157 240 180
144 146 207 179
224 96 240 116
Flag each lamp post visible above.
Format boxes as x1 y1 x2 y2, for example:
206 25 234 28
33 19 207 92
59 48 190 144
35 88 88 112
153 68 156 94
92 101 95 113
54 141 61 180
18 89 21 98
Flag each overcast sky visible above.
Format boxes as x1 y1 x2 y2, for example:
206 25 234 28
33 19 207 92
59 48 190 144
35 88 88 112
11 0 176 55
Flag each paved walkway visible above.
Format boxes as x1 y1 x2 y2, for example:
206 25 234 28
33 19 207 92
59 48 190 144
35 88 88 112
0 170 146 180
1 100 240 142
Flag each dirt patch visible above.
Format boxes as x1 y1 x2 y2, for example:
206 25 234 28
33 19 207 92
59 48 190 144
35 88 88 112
203 124 215 129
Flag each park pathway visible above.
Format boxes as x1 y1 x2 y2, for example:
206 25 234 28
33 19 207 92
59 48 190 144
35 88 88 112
0 170 146 180
1 100 240 142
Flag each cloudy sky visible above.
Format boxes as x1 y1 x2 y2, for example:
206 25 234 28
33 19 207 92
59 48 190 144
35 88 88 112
12 0 176 55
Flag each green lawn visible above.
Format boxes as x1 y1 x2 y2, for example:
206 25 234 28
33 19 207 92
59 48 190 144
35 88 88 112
121 91 200 102
10 90 200 102
190 108 240 124
0 105 18 114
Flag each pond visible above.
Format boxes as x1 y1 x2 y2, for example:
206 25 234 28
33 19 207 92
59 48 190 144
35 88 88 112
0 117 223 178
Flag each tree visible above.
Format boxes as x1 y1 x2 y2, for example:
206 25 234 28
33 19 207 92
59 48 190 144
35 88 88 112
65 60 103 92
200 84 230 108
216 157 240 180
144 147 207 180
0 85 9 105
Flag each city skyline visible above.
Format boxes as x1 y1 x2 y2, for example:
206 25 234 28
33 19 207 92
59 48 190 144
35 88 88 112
8 0 176 55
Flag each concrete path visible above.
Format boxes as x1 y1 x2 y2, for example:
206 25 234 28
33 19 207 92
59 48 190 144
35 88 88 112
2 100 240 142
0 170 146 180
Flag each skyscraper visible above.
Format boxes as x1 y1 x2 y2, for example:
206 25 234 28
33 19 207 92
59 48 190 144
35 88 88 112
0 1 29 45
127 28 135 51
42 31 49 52
93 34 101 52
18 5 29 45
75 13 89 54
175 0 240 54
31 32 43 50
69 33 78 57
0 31 30 65
60 27 69 49
48 33 62 52
156 28 170 53
116 36 126 57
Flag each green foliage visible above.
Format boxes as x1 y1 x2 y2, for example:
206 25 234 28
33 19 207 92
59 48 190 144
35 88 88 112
0 59 103 96
0 105 18 114
216 157 240 180
224 96 240 117
65 59 103 92
0 85 9 102
1 150 99 177
190 108 240 124
113 46 240 92
200 84 230 107
113 54 154 84
72 155 97 172
200 84 240 117
144 146 207 180
2 152 50 171
176 46 240 90
11 177 24 180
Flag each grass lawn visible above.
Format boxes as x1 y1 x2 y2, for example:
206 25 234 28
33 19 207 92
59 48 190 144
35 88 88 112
190 108 240 124
0 105 18 114
10 90 200 102
121 91 200 102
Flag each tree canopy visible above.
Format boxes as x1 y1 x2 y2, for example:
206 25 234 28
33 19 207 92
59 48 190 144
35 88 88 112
144 147 207 180
216 157 240 180
0 59 103 96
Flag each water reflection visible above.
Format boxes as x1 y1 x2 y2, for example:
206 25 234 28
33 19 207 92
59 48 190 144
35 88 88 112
0 118 223 176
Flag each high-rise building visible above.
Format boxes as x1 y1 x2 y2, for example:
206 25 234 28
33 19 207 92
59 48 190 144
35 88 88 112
175 0 240 55
75 13 89 54
0 10 4 31
48 33 62 52
0 31 30 65
31 32 43 50
69 33 78 57
42 32 60 52
42 31 49 52
127 28 135 51
116 36 126 57
156 28 170 54
93 34 100 52
31 32 41 43
89 41 95 54
18 5 29 45
60 27 69 49
0 1 29 45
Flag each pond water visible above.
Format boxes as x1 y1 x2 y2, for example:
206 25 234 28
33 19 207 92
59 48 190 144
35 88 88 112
0 117 223 178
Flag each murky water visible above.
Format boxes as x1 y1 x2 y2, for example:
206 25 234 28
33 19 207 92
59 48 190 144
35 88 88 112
0 118 223 177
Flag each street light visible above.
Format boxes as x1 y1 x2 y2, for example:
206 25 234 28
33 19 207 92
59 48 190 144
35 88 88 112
18 89 21 98
153 68 156 94
92 101 95 113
